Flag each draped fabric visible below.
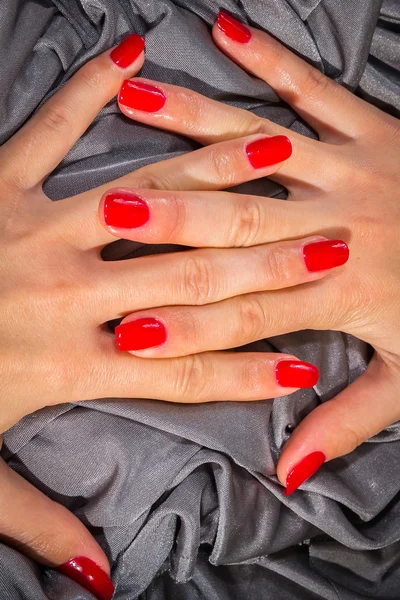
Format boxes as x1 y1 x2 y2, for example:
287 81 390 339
1 1 399 598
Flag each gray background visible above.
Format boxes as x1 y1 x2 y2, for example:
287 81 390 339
0 1 400 598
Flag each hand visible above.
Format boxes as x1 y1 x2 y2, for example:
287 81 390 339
0 23 323 591
101 12 400 496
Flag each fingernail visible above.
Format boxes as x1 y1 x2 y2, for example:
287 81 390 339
104 192 150 228
110 34 145 68
246 136 292 169
57 557 114 600
216 11 252 44
285 451 326 496
119 80 166 112
116 318 167 351
276 360 319 388
303 240 349 272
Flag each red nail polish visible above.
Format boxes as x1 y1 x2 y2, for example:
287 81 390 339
116 318 167 351
118 80 166 112
276 360 319 388
110 34 145 68
285 451 326 496
216 11 252 44
246 136 292 169
57 557 114 600
303 240 349 272
104 192 150 228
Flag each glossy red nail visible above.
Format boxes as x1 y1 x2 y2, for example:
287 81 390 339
116 318 167 351
276 360 319 388
216 11 251 43
285 451 326 496
119 80 166 112
110 34 145 68
303 240 349 272
246 136 292 169
57 557 114 600
104 192 149 228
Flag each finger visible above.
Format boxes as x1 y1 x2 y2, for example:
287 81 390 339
100 348 319 403
1 34 145 190
116 77 324 186
99 188 325 248
61 132 292 249
100 237 349 322
0 448 113 600
276 354 400 496
213 11 380 140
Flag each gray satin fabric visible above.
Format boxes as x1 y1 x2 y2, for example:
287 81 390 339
1 1 400 599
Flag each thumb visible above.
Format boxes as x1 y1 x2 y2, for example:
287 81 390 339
277 353 400 496
0 440 114 600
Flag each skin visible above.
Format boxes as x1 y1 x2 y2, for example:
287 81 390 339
0 16 399 578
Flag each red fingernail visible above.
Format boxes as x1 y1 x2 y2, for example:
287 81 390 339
303 240 349 272
119 80 166 112
276 360 319 388
57 557 114 600
116 318 167 351
104 192 149 228
246 136 292 169
216 11 251 43
285 451 326 496
110 34 145 68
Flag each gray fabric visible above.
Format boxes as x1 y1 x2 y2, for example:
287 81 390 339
1 0 400 598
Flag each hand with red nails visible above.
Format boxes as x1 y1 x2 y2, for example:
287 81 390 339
0 22 337 593
104 12 400 497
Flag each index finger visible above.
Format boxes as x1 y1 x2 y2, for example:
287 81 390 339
213 11 382 140
1 34 145 190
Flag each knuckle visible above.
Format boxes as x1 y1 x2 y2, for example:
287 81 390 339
129 171 170 191
300 67 332 100
40 104 72 135
173 354 207 401
238 295 268 342
264 246 293 286
230 198 263 247
208 146 236 184
340 423 371 455
77 60 104 92
241 355 269 398
163 194 186 242
182 254 215 305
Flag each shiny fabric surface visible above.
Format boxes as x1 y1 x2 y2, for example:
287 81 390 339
1 1 400 598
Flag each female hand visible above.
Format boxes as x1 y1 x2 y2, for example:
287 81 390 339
0 24 325 596
101 12 400 497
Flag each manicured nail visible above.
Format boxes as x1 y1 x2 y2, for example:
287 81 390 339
57 557 114 600
104 192 149 228
246 136 292 169
276 360 319 388
216 11 251 44
119 80 166 112
303 240 349 272
285 451 326 496
110 34 145 68
116 318 167 351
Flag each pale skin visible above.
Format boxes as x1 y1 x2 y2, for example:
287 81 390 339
0 14 399 584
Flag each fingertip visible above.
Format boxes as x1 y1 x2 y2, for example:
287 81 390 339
213 11 252 45
57 556 114 600
110 33 145 71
